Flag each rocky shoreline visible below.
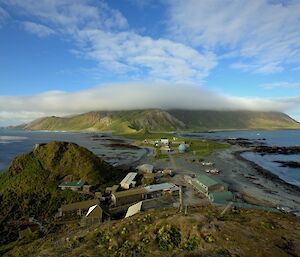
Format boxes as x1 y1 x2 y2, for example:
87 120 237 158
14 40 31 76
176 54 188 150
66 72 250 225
234 150 300 193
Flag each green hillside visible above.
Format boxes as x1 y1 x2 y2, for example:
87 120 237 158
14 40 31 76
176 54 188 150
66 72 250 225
21 109 300 133
3 206 300 257
23 109 186 132
0 142 122 245
168 110 300 130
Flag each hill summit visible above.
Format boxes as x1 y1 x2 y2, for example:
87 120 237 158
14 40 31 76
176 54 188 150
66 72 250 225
0 142 122 245
21 109 300 132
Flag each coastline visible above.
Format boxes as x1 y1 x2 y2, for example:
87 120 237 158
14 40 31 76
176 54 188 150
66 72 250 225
205 145 300 210
234 150 300 193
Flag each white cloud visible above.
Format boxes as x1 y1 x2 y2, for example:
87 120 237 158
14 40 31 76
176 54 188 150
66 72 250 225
0 6 9 26
167 0 300 74
23 21 55 37
74 29 217 81
0 83 299 126
261 82 300 90
3 0 217 82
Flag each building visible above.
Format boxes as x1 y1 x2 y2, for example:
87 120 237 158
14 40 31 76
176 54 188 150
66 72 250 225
144 182 180 198
111 188 147 207
208 191 234 204
160 138 169 145
58 199 100 217
191 174 227 196
120 172 137 189
82 204 103 225
125 201 143 218
160 145 172 153
161 169 174 176
58 180 85 191
142 173 155 185
178 144 188 153
136 164 154 173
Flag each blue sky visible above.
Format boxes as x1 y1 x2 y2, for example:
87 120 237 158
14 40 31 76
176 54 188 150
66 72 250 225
0 0 300 125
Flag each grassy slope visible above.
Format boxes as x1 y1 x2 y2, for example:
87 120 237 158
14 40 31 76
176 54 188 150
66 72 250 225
22 109 300 133
168 110 300 130
3 206 300 257
24 109 186 132
0 142 123 246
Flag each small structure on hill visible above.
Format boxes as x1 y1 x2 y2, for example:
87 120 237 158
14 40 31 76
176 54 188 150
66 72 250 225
120 172 137 189
81 204 103 225
58 180 85 191
136 164 154 173
191 174 227 196
58 199 100 217
125 201 143 218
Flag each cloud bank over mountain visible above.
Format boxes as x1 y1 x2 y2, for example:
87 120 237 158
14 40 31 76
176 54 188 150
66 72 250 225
1 83 299 126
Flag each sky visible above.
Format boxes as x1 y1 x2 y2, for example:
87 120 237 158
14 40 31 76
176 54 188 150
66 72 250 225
0 0 300 126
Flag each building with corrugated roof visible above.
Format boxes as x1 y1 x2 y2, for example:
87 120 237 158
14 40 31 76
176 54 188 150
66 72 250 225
144 182 179 198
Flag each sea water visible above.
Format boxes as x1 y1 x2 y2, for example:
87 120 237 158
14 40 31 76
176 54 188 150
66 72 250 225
0 128 146 171
178 130 300 188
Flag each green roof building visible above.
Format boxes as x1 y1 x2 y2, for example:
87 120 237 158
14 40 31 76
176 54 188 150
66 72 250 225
191 174 227 196
208 191 234 204
59 180 85 191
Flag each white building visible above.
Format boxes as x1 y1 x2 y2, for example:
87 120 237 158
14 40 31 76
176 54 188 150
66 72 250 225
160 138 169 145
120 172 137 189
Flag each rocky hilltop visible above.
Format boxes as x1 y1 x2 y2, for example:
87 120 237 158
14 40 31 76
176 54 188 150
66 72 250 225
20 109 300 132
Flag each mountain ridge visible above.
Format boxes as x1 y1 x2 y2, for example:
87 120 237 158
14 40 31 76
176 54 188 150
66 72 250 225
20 109 300 132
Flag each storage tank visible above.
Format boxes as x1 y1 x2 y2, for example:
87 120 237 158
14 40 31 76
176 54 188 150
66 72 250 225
178 144 188 153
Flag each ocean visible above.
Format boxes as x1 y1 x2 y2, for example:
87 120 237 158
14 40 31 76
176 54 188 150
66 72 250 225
178 130 300 188
0 129 146 171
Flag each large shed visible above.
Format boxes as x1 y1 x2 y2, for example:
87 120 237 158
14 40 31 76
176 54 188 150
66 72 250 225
58 199 100 217
191 174 227 196
111 188 147 207
208 191 234 204
144 183 179 198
